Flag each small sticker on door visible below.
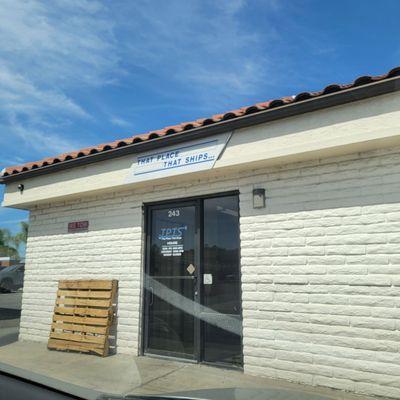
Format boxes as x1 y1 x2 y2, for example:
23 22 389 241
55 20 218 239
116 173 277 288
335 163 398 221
186 264 195 274
203 274 213 285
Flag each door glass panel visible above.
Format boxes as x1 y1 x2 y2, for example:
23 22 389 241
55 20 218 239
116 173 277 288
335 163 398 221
146 205 196 357
145 195 242 365
202 195 242 365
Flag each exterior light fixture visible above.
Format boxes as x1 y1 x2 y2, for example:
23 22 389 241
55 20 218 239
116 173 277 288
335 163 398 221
252 188 265 208
18 184 24 194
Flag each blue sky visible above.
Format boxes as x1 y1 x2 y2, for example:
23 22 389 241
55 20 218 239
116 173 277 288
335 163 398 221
0 0 399 243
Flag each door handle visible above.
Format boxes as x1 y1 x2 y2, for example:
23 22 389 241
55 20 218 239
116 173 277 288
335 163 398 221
149 287 154 306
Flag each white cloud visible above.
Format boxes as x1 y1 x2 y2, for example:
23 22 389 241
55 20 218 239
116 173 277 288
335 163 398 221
110 116 132 129
0 0 118 158
0 0 118 87
0 65 88 118
117 0 278 105
8 122 81 155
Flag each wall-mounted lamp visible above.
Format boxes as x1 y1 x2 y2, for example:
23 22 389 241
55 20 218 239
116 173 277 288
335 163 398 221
18 184 24 194
253 188 265 208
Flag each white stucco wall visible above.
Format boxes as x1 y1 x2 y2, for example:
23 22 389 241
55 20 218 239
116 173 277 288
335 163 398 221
19 144 400 399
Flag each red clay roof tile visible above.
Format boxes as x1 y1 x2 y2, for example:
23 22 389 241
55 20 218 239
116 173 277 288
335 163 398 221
3 66 400 178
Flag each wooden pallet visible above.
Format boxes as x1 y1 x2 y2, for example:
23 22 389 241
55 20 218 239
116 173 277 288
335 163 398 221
48 279 118 356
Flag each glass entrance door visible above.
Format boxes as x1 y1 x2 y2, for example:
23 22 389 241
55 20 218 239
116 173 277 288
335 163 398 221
144 194 242 366
201 195 242 366
145 203 198 359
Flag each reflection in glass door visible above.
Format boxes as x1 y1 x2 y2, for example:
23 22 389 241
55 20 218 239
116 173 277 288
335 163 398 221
144 193 242 366
202 195 242 366
145 204 198 359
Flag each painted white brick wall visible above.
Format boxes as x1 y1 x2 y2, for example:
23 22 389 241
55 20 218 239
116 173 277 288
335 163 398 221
20 145 400 399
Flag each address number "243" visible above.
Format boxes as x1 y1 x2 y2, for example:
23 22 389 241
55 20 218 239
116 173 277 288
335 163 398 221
168 209 180 217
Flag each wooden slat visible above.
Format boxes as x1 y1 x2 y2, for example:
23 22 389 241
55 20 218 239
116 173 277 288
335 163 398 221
56 297 111 308
57 289 112 299
58 280 114 290
48 339 104 355
54 306 110 317
49 279 117 357
53 314 109 326
51 322 107 335
49 332 105 345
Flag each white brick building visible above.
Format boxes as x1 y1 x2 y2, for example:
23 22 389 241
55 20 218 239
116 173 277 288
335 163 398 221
2 67 400 398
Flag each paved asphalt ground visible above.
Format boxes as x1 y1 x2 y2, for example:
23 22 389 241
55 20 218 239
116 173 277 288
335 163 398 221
0 291 22 347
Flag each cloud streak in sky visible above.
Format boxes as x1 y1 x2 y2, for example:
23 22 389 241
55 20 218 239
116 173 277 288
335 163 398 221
118 0 278 103
0 0 118 158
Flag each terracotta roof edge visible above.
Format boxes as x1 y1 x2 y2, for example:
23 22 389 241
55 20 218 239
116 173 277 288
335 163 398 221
2 66 400 182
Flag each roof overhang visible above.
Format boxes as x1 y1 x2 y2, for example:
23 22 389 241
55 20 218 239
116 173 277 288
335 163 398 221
1 75 400 184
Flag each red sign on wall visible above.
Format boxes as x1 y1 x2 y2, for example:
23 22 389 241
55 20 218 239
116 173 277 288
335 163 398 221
68 221 89 233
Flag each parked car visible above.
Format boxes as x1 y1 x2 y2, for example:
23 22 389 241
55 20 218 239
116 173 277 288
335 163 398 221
0 264 24 292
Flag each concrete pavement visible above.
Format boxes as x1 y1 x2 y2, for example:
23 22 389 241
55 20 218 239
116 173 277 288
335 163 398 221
0 341 378 400
0 293 378 400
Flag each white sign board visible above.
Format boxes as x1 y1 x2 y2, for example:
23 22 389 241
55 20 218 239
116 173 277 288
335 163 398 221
125 133 230 184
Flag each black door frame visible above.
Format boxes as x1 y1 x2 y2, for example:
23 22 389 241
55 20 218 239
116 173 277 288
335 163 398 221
143 199 200 361
141 190 242 366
